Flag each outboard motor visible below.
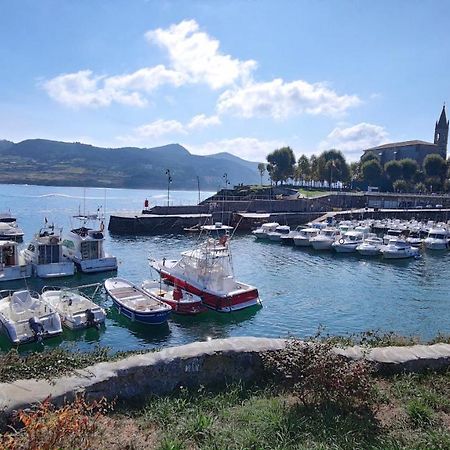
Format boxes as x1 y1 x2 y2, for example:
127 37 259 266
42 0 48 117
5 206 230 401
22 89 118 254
85 308 98 330
28 316 45 342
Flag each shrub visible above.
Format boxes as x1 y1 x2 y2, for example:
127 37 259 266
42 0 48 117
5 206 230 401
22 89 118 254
0 395 112 450
407 399 435 427
262 339 375 411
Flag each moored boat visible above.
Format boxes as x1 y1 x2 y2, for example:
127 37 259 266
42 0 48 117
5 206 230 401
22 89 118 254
292 228 319 247
267 225 290 242
0 289 62 344
0 241 32 282
310 228 340 250
21 224 75 278
356 235 384 256
381 238 420 259
104 277 171 324
141 280 206 315
332 231 364 253
62 223 117 273
150 234 261 313
252 222 280 239
424 228 449 250
41 287 106 329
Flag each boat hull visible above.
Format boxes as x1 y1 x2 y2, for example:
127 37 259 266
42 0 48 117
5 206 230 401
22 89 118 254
159 271 261 313
357 248 380 256
311 240 333 250
34 261 75 278
333 244 358 253
74 256 118 273
293 238 311 247
111 298 170 324
424 240 449 250
0 264 32 282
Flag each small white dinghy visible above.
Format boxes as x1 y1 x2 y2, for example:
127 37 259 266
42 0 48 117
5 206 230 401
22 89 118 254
0 289 62 344
41 287 106 330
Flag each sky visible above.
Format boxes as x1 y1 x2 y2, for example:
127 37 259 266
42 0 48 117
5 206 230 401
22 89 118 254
0 0 449 162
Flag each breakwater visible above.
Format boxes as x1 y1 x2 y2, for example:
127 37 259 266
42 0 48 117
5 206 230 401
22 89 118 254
108 191 450 234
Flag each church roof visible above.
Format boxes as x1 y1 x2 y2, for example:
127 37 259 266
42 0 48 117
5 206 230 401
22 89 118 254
437 104 448 127
365 140 437 152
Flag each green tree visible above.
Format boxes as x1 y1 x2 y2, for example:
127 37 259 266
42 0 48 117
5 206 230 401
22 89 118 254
266 147 296 185
361 151 379 164
309 154 319 181
257 162 266 186
384 160 403 182
443 179 450 193
414 182 427 193
400 158 419 182
296 154 311 182
393 179 409 193
423 154 447 179
425 176 443 193
317 149 350 184
361 159 382 186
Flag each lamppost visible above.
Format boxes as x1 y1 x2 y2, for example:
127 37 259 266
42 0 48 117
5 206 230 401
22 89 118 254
165 169 172 207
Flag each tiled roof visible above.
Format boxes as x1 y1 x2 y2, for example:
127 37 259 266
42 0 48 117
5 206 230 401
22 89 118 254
364 140 437 151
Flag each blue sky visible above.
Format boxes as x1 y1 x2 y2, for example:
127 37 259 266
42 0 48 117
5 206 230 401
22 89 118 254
1 0 449 161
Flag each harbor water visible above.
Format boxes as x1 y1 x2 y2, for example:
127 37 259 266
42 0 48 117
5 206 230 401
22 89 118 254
0 184 449 353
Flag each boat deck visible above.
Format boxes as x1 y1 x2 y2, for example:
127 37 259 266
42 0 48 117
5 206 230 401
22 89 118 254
109 286 164 312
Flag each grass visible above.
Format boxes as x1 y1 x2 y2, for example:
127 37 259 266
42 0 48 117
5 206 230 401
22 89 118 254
0 346 150 383
298 188 330 198
95 372 449 449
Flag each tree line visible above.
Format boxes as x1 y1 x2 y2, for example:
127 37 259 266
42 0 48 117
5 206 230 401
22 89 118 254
258 146 450 193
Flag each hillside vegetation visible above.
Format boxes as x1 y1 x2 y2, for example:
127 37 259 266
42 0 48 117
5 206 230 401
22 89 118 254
0 139 260 189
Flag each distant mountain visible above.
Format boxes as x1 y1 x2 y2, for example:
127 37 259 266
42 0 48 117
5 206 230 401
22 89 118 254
0 139 262 190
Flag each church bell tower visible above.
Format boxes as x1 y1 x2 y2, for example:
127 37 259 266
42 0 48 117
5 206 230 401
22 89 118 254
434 104 449 159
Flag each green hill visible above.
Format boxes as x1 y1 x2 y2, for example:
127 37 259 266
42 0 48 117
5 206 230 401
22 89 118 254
0 139 262 190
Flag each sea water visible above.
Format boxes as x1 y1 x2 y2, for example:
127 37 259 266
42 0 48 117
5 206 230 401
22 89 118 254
0 184 449 352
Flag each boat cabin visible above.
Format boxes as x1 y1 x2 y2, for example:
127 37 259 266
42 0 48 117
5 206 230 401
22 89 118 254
0 241 18 267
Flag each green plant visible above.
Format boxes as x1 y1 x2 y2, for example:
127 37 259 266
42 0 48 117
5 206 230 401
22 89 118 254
406 399 435 427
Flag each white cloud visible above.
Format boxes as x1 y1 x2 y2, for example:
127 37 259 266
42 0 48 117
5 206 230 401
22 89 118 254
121 113 221 142
187 114 221 129
217 78 361 119
319 122 389 159
187 137 285 162
42 66 185 108
147 19 257 89
135 119 186 138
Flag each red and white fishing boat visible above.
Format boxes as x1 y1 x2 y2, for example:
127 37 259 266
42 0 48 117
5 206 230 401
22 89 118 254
149 231 261 313
141 280 207 315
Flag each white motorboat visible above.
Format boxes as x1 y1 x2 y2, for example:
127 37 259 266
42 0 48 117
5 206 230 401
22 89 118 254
380 238 420 259
0 241 32 282
293 228 319 247
310 228 340 250
62 223 117 273
406 230 423 247
356 235 384 256
332 231 364 253
0 222 24 242
41 287 106 330
21 224 75 278
0 289 62 344
424 228 449 250
267 225 291 242
252 222 280 239
382 228 404 244
280 226 303 245
150 233 261 313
